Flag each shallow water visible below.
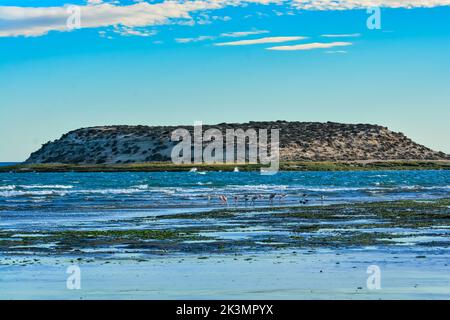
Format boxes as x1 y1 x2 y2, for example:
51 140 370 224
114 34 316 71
0 170 449 232
1 170 450 299
1 170 450 210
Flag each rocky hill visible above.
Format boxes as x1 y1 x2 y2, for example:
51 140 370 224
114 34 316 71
25 121 448 164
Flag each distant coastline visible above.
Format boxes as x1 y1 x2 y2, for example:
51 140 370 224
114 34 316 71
1 160 450 173
0 162 20 167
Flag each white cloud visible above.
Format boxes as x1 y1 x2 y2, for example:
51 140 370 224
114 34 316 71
196 13 231 25
321 33 361 38
113 25 157 37
220 29 269 37
175 35 216 43
267 41 352 51
291 0 450 10
175 29 269 44
1 1 449 38
215 36 307 46
0 1 231 37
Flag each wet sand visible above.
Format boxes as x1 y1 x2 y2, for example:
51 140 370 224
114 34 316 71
1 248 449 299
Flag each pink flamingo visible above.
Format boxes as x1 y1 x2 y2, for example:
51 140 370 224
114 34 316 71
219 195 228 204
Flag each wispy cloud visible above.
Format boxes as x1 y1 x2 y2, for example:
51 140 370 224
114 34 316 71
267 41 352 51
291 0 450 10
175 35 215 43
220 30 269 38
196 13 232 25
321 33 361 38
113 25 157 37
175 29 269 43
215 36 307 46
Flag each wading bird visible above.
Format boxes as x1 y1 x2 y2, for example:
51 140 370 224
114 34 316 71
219 195 228 204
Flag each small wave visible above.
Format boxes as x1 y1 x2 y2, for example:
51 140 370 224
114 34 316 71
0 185 15 190
417 185 450 191
227 184 288 190
132 184 149 190
140 186 177 193
304 185 450 192
0 190 69 197
19 184 73 189
0 187 147 197
77 188 148 195
303 187 382 192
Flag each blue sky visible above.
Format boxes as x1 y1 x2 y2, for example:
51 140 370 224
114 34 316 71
0 1 449 161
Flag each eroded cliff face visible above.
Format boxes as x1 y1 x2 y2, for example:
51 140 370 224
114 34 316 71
25 121 448 164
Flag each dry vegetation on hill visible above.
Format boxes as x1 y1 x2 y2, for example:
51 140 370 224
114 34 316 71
25 121 448 164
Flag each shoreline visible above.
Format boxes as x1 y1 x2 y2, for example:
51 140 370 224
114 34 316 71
1 160 450 173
